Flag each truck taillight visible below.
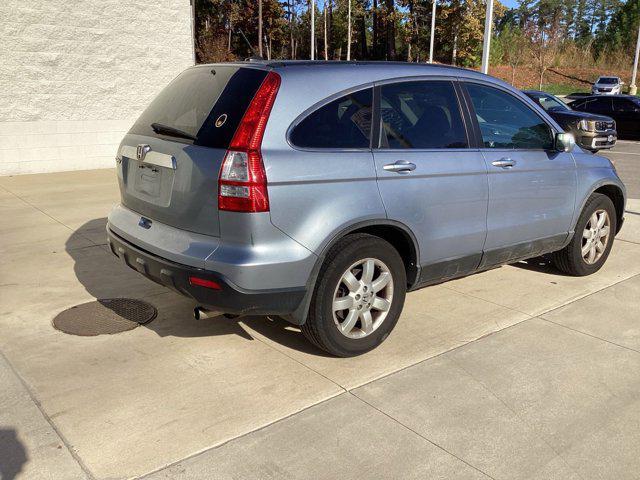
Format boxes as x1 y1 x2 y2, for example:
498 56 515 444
218 71 280 213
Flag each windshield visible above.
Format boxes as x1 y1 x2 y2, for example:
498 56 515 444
129 66 268 148
529 93 570 112
597 77 619 85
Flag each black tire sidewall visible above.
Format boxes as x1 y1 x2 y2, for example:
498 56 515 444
568 194 617 275
311 236 406 357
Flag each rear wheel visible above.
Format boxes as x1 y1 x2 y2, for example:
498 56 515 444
302 234 406 357
552 193 616 276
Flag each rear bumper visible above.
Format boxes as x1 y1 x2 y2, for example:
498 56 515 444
107 228 306 316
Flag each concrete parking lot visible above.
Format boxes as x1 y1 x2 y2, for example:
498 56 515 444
1 142 639 480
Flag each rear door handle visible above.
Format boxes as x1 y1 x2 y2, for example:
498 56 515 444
491 158 516 168
383 160 416 173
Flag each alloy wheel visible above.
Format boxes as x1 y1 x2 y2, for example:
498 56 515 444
332 258 394 339
582 209 611 265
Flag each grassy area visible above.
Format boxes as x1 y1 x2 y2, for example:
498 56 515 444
539 83 591 96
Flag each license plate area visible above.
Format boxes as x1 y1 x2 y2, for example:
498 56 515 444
128 161 174 207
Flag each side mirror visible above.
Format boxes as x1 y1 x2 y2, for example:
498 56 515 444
555 132 575 152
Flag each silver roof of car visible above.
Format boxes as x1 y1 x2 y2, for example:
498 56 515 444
196 60 499 84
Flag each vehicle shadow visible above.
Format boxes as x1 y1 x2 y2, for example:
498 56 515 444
0 428 28 480
510 255 570 276
66 218 328 355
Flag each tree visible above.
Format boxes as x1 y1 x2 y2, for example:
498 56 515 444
596 0 636 62
526 1 563 89
258 0 263 57
347 0 352 60
192 0 631 70
499 24 527 85
435 0 505 67
384 0 397 59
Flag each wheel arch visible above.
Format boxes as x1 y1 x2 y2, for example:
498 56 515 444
593 184 625 234
285 219 420 325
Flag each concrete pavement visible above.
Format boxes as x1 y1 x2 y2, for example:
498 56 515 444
1 145 639 479
601 140 640 198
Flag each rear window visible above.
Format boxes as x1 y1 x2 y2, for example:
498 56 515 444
290 88 373 149
129 66 268 148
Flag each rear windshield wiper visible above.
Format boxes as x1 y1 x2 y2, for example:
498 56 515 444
150 122 197 141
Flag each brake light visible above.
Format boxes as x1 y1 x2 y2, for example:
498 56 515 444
219 71 281 212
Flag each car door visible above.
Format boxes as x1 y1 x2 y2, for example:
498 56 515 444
573 96 612 116
611 97 640 138
462 81 577 268
588 97 613 116
372 79 488 284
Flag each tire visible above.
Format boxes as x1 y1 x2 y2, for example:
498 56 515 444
301 233 407 357
551 193 617 276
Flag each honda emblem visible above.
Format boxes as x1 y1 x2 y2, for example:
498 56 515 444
136 144 151 161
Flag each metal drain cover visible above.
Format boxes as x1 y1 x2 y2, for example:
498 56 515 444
53 298 157 336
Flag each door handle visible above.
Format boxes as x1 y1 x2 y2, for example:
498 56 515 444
383 160 416 173
491 158 516 168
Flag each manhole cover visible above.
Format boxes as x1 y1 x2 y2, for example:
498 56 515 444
53 298 157 336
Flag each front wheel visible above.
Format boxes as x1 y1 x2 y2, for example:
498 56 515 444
552 193 617 276
302 234 407 357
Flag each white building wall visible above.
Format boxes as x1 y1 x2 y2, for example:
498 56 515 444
0 0 194 175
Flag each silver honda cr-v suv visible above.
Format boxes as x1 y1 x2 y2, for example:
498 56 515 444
107 61 626 356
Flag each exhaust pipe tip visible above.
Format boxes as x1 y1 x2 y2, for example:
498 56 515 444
194 307 217 320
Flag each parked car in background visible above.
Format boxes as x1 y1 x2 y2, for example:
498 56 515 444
571 95 640 140
107 62 626 356
523 90 616 152
592 76 623 95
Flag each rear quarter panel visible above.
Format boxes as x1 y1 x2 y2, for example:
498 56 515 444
262 69 386 255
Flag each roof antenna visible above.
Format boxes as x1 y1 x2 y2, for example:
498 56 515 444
236 28 263 61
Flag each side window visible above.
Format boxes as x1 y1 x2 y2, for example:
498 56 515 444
379 81 468 149
290 88 372 148
466 83 554 150
592 97 612 112
613 98 639 112
571 99 586 110
574 97 609 113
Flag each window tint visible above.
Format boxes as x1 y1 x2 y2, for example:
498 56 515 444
570 99 586 110
612 98 640 112
573 97 611 113
290 89 373 148
466 83 554 150
379 81 467 149
592 97 612 111
129 66 268 148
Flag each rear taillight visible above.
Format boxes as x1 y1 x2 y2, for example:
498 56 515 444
219 71 281 212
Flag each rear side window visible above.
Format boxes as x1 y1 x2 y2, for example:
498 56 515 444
612 98 640 112
129 66 268 148
380 81 468 149
573 97 611 112
466 83 553 150
290 89 373 148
